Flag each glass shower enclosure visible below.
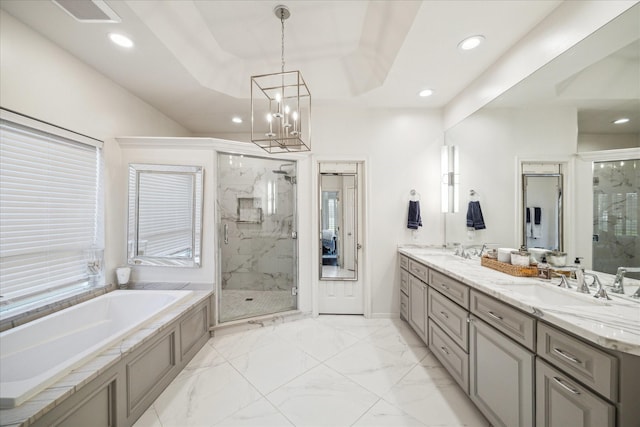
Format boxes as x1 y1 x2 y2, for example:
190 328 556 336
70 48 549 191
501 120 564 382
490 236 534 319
217 153 298 323
593 159 639 276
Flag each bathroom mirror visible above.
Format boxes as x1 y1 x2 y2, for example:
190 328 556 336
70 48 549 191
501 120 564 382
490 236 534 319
319 166 358 280
521 170 563 251
444 4 639 271
128 163 204 267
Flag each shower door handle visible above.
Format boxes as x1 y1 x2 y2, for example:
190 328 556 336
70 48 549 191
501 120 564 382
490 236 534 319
223 223 229 244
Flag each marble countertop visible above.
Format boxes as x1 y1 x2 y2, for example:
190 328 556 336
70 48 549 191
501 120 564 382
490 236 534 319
0 286 213 427
398 245 640 356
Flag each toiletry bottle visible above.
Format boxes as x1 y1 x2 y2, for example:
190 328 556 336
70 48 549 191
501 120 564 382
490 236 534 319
538 256 550 280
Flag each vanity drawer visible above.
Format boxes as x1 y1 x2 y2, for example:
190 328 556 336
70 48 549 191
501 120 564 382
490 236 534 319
400 291 409 320
400 269 409 295
536 358 615 427
537 322 618 401
429 269 470 308
408 259 429 283
428 289 469 352
399 254 409 270
428 322 469 394
470 290 535 351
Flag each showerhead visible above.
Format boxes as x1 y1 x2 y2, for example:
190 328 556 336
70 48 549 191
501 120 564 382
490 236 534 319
273 163 294 175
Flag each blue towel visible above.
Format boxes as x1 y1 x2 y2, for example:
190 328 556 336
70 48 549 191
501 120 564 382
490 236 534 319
466 201 486 230
407 200 422 229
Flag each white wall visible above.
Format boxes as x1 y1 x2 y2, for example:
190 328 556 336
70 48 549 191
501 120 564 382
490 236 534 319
311 107 443 317
445 107 577 255
0 11 191 288
578 133 640 151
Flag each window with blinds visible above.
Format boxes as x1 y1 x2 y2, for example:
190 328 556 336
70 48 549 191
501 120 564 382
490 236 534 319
0 111 104 312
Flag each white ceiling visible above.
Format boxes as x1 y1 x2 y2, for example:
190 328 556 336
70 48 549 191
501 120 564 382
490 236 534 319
0 0 572 136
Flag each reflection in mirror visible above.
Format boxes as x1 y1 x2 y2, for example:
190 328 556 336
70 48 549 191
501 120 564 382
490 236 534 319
445 4 639 270
128 164 203 267
522 169 563 251
319 170 358 280
593 158 639 276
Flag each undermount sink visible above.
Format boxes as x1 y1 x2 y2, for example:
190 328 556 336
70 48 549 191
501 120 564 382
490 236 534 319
512 284 609 307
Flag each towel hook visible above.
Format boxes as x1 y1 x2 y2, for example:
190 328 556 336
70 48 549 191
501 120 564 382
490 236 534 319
410 189 421 201
469 189 479 200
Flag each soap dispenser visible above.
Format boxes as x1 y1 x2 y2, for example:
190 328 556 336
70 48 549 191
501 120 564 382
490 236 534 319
537 256 550 280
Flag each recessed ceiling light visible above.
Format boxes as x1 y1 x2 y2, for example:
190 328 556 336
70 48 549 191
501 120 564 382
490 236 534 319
458 35 485 51
232 117 243 124
108 33 134 48
419 89 434 97
612 117 630 124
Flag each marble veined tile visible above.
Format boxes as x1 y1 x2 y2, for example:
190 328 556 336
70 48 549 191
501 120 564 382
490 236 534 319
364 321 429 353
182 340 227 371
210 324 281 359
325 340 428 397
213 398 294 426
267 364 379 427
228 338 320 394
150 363 262 427
383 364 489 427
353 399 427 426
315 315 392 339
275 318 360 361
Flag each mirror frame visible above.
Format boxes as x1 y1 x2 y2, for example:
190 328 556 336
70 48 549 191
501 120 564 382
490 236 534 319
318 171 358 281
521 173 563 251
127 163 204 267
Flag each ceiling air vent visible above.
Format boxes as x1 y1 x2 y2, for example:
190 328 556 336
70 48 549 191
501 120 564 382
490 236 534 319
52 0 121 23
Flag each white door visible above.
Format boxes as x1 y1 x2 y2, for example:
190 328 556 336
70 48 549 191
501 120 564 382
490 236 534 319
318 162 363 314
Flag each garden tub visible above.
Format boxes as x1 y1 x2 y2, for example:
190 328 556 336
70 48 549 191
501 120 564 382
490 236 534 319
0 290 192 409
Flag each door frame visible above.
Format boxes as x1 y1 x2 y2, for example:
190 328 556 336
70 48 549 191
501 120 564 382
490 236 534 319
312 155 370 317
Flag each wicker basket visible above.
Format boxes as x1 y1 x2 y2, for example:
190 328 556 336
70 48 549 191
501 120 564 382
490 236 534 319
481 255 539 277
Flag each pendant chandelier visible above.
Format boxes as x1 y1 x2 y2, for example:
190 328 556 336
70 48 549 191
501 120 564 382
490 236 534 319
251 5 311 153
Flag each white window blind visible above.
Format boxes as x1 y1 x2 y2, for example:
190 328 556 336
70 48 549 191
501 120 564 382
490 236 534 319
0 113 104 308
136 172 194 257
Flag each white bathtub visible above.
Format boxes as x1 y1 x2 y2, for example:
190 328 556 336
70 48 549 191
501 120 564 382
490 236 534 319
0 290 192 409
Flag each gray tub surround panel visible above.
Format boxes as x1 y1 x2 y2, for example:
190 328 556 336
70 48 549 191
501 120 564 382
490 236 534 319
398 246 640 427
0 290 212 427
398 246 640 355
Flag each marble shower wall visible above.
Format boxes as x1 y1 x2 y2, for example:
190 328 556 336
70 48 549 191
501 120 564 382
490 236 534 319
593 159 639 274
218 154 296 291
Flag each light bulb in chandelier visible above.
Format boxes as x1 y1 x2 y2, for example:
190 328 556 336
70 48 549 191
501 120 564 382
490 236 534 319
273 93 283 118
265 114 276 138
284 105 292 129
291 110 300 136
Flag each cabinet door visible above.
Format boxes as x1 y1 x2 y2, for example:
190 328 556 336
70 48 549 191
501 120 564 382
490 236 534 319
470 316 534 427
536 358 614 427
409 275 427 342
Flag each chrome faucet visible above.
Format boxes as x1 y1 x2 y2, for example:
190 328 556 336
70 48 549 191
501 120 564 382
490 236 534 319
611 267 640 295
575 266 590 294
550 271 572 289
585 273 610 300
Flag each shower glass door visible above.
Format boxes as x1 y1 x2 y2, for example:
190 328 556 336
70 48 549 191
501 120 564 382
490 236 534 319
217 153 297 323
593 159 639 275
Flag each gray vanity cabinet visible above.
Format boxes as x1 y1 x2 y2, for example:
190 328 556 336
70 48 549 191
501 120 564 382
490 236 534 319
399 254 428 344
536 358 614 427
408 274 428 342
470 315 534 427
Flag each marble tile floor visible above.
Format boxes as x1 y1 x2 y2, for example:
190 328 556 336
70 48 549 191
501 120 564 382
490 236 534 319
219 290 295 323
134 315 490 427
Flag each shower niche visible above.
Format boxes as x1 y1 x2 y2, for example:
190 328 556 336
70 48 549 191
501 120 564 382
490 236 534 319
237 197 263 223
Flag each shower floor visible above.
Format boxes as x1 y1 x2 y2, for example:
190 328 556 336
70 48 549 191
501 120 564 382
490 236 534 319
219 289 295 323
